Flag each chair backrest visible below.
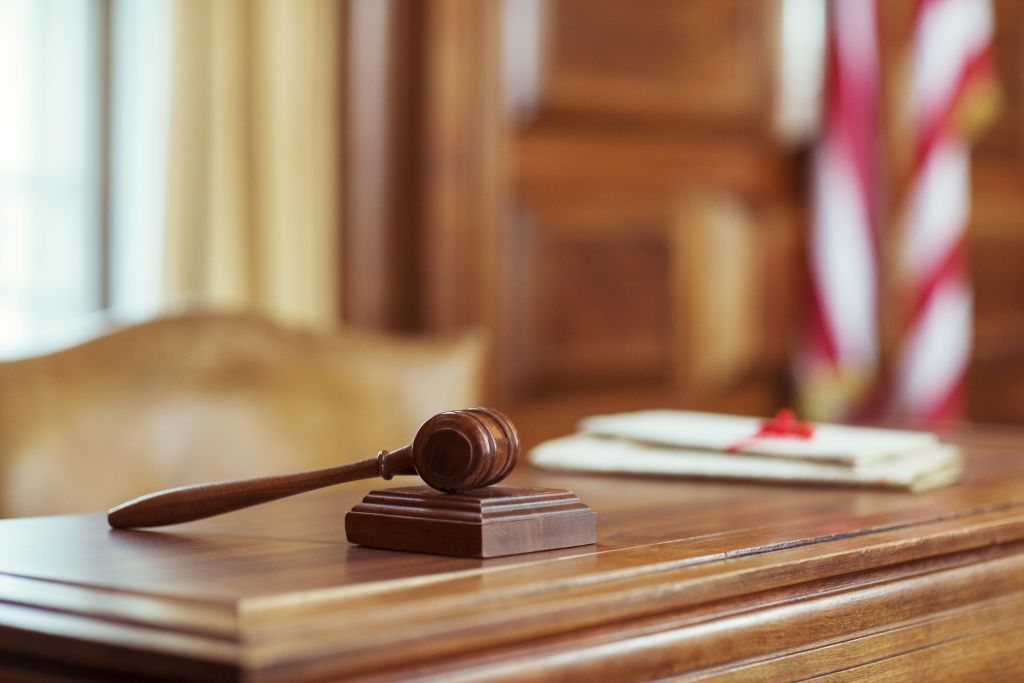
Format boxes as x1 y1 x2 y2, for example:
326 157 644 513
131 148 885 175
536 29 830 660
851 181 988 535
0 313 486 517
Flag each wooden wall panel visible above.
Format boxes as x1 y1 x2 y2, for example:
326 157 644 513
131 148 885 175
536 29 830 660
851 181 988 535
520 207 671 392
343 0 424 331
966 0 1024 422
340 0 1024 421
342 0 502 336
340 0 800 408
500 0 798 403
541 0 770 127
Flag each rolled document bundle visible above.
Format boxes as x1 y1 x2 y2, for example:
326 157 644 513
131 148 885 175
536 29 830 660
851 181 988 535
529 410 962 492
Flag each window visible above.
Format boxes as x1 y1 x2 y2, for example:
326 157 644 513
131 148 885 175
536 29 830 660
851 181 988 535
0 0 104 358
0 0 169 359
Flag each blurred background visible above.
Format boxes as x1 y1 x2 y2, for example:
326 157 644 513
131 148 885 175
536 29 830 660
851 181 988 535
1 0 1023 515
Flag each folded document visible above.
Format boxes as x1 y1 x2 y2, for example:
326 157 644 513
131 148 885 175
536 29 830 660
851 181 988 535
529 410 962 492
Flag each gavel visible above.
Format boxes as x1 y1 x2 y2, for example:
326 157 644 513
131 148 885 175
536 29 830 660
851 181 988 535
107 407 519 529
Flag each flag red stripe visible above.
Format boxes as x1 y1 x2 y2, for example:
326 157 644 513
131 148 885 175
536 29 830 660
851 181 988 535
824 4 881 255
907 235 967 329
912 45 994 177
924 373 966 423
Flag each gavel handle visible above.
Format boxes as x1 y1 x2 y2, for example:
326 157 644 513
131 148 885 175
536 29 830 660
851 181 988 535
107 446 416 529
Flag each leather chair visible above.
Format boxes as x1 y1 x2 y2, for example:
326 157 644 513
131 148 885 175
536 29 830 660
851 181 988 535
0 313 485 517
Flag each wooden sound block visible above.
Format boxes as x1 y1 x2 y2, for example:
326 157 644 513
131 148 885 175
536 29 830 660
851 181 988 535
345 486 597 558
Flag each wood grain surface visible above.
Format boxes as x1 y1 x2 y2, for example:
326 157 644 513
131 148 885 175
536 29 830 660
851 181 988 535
1 425 1023 681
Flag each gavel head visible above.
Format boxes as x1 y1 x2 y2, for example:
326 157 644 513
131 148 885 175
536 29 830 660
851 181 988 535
412 407 520 493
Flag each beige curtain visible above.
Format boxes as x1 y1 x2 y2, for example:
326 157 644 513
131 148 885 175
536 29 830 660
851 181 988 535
164 0 340 328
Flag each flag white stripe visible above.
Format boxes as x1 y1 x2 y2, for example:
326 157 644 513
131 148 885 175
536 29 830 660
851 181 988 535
902 139 969 278
896 276 972 413
911 0 993 124
834 0 878 81
812 140 878 366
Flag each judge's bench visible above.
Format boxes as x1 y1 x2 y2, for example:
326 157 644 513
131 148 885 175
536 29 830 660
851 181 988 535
1 422 1023 681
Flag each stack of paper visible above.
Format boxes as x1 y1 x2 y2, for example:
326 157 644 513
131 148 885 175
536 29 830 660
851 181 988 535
529 410 962 492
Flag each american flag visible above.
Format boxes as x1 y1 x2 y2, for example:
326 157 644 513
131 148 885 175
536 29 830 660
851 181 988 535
799 0 998 424
797 0 881 422
893 0 999 423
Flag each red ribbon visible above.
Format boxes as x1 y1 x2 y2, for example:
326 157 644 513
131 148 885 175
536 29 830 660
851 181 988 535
724 409 815 454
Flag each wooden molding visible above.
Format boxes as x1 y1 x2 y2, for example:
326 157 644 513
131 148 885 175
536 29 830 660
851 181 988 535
346 485 597 557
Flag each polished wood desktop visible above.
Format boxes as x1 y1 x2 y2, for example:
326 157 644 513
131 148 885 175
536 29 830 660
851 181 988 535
2 425 1024 681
